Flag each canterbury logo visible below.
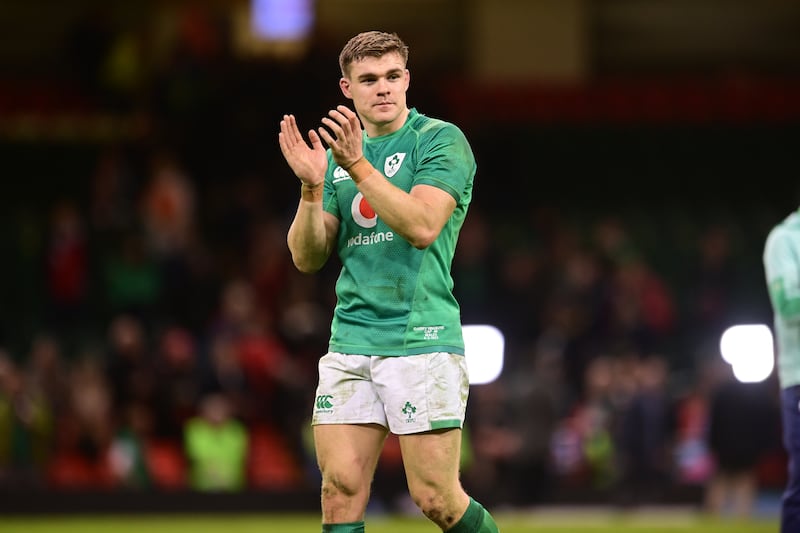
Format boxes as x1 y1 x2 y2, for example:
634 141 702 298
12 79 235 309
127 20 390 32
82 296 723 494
316 395 333 410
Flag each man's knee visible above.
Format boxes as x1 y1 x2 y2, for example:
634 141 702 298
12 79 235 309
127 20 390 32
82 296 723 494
409 483 466 528
410 487 446 520
321 468 367 500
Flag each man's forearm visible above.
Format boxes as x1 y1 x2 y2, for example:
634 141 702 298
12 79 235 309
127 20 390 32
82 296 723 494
287 193 330 273
347 159 450 249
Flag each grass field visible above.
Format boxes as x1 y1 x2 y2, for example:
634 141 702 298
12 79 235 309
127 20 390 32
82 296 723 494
0 511 780 533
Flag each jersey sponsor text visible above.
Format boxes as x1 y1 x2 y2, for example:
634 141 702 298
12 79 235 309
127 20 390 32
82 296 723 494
346 231 395 248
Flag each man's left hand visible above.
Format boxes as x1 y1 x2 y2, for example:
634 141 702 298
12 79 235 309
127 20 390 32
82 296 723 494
318 105 364 169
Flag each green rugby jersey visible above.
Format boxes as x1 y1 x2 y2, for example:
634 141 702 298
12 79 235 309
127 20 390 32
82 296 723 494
764 209 800 388
321 108 475 356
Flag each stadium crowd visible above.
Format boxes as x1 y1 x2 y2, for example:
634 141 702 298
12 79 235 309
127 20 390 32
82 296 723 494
0 3 791 515
0 145 785 510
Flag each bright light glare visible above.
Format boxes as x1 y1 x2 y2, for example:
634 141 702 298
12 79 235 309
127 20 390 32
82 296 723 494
719 324 774 383
252 0 314 40
463 325 505 385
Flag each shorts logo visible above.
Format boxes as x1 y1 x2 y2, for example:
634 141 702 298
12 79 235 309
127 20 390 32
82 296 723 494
316 394 334 412
402 401 417 423
384 152 406 178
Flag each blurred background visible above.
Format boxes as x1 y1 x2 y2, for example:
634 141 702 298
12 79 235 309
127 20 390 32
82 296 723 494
1 0 799 519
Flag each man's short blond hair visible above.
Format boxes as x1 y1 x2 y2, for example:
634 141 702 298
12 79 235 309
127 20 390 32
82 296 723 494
338 31 409 78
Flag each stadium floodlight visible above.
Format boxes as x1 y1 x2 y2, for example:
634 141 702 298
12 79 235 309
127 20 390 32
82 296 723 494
234 0 314 58
462 324 505 385
719 324 774 383
251 0 314 40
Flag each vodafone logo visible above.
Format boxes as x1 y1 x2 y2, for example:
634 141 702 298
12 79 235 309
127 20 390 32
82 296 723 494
351 192 377 228
346 193 393 248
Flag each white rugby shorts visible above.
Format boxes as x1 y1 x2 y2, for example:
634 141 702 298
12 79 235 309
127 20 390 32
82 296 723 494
311 352 469 434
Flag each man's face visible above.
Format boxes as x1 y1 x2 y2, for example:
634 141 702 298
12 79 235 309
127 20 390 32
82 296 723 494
340 52 410 136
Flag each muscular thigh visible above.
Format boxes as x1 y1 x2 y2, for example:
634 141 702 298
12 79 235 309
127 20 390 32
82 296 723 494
314 424 388 485
400 428 463 492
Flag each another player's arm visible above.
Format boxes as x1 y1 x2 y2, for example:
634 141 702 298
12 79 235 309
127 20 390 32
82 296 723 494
765 231 800 321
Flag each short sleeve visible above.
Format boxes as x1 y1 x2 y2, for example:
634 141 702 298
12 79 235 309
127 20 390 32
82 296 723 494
413 125 475 204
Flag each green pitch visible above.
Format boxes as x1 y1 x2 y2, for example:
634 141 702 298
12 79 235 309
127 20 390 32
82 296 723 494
0 512 779 533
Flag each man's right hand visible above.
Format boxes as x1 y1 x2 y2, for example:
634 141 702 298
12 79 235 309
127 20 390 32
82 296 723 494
279 114 328 187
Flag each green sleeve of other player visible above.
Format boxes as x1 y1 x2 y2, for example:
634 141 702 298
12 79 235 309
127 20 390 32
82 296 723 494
765 228 800 321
